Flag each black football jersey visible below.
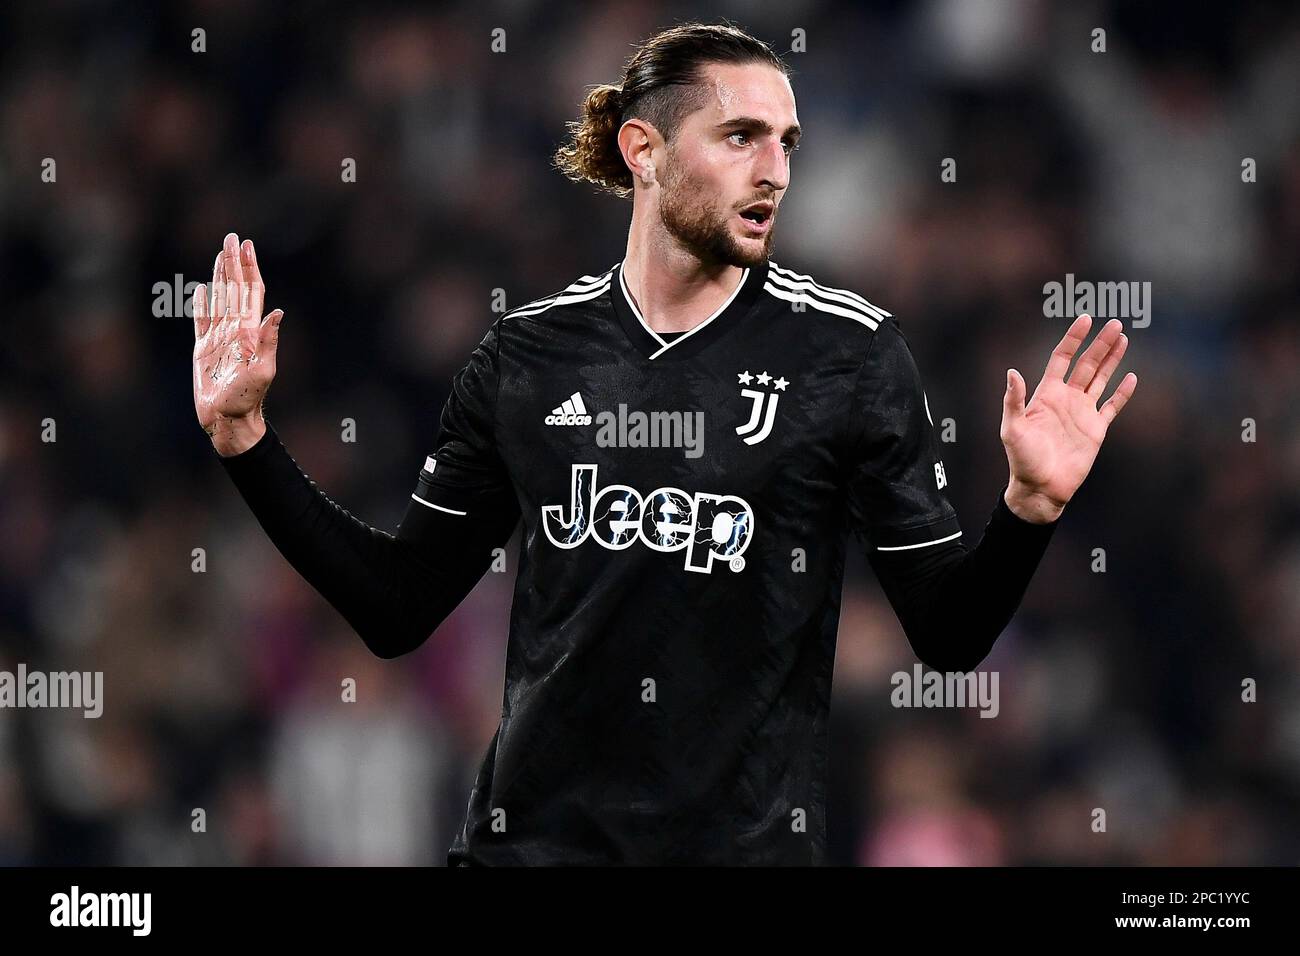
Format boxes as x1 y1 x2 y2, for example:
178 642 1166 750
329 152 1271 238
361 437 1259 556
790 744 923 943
407 257 962 865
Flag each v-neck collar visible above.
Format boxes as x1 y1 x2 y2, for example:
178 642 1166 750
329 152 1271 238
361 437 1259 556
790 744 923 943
610 257 769 362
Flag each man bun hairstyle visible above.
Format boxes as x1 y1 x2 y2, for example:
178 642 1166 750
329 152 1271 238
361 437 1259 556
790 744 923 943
552 21 790 199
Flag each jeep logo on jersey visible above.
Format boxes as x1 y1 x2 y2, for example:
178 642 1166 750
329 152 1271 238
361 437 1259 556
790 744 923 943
545 391 592 426
542 464 753 573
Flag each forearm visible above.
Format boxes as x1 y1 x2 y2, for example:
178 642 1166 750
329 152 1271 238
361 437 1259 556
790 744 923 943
216 420 506 658
866 488 1059 672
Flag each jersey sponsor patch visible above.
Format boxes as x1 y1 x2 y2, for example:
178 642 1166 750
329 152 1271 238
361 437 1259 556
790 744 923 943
542 463 753 573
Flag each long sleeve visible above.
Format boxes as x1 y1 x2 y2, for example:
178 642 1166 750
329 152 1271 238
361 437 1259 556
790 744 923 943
217 319 521 659
864 490 1057 672
844 315 1058 671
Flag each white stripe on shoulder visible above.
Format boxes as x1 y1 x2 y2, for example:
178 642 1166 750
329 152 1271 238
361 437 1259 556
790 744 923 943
502 266 615 320
764 280 880 330
768 262 892 320
767 271 886 324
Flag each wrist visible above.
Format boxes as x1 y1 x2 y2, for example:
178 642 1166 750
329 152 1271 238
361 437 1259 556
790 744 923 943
208 410 267 457
1004 478 1065 524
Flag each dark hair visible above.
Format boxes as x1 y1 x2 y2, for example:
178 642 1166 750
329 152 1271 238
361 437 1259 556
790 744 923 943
552 21 791 199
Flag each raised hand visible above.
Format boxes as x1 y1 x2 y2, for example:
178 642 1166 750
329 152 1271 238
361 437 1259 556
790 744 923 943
1000 314 1137 523
192 232 284 455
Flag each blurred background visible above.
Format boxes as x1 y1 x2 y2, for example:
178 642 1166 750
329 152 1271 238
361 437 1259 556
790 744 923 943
0 0 1297 865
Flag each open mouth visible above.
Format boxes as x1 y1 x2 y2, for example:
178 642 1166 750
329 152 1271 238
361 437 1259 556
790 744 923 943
738 206 773 232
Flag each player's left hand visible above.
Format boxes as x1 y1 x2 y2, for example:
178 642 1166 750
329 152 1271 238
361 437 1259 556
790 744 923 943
1000 314 1137 523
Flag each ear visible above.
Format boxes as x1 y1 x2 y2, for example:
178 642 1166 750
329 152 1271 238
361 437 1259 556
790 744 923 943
618 118 659 186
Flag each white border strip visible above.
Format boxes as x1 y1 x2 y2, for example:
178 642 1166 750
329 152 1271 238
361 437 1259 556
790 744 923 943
876 530 962 551
410 494 467 516
619 261 749 359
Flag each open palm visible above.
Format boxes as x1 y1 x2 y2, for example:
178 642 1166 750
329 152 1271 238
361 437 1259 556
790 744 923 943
192 233 284 436
1001 315 1137 513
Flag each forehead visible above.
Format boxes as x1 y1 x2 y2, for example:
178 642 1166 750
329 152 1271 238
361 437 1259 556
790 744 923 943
689 61 796 124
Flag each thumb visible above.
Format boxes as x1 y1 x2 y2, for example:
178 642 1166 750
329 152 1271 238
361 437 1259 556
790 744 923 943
1003 368 1026 421
259 309 285 350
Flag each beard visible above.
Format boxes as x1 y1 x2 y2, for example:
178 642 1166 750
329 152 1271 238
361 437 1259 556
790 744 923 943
657 157 775 269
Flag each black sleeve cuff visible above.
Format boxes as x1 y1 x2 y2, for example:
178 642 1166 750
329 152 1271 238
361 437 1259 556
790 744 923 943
214 420 280 474
990 486 1061 540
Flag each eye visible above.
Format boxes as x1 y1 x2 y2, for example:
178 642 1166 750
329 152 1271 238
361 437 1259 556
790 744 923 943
782 140 800 156
728 130 751 146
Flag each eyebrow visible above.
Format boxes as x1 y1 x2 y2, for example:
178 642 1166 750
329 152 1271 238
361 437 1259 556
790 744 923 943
717 116 802 142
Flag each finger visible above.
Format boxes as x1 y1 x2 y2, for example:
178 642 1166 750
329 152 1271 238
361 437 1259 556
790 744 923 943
227 274 240 326
1099 372 1137 427
223 232 245 325
1086 332 1128 399
1002 367 1026 422
1068 318 1124 390
1042 314 1092 384
242 239 265 322
193 283 209 338
223 232 244 287
239 281 259 330
212 253 227 318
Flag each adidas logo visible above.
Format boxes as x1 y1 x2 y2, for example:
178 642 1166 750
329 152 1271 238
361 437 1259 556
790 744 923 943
544 391 593 426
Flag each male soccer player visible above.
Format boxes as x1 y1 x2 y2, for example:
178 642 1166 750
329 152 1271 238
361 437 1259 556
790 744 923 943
192 23 1136 865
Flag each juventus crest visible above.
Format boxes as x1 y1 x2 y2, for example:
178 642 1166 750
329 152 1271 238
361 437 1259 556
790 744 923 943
735 369 789 445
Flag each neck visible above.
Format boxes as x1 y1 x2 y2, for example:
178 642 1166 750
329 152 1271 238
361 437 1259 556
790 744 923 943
622 217 745 335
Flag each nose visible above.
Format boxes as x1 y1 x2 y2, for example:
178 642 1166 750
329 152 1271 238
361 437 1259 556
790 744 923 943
754 138 789 193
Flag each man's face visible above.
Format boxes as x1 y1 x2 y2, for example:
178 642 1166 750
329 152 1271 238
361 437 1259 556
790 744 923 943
656 62 799 268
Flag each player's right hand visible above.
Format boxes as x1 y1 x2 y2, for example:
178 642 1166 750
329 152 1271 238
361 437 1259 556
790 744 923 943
192 232 284 450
